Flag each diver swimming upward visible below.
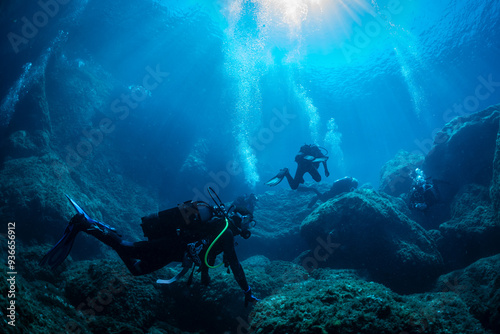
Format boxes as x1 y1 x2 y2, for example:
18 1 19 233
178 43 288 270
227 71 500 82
265 144 330 189
40 189 259 307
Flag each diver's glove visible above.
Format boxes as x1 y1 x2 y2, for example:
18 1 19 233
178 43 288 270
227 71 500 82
244 286 260 307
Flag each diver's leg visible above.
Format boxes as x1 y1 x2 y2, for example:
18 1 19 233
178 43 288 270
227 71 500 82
120 238 185 276
78 216 177 276
287 165 306 190
78 219 148 275
40 213 127 270
309 167 322 182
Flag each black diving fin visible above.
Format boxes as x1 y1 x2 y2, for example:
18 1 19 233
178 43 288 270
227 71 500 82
39 216 80 270
40 195 112 270
66 194 117 232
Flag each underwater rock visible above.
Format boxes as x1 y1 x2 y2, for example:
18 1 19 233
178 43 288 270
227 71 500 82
180 138 209 175
437 184 500 270
62 259 167 331
300 188 443 293
5 129 51 159
242 254 272 268
491 123 500 218
241 187 319 260
379 150 424 197
0 154 80 242
8 242 210 333
0 55 158 260
0 245 90 334
0 151 156 262
423 105 500 203
45 255 304 333
435 254 500 333
3 70 52 158
248 268 487 334
160 258 308 333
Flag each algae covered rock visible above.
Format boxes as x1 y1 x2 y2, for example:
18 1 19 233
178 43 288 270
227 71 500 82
61 259 176 331
300 189 443 293
379 150 424 197
243 187 319 260
423 105 500 203
247 269 487 334
438 184 500 270
158 258 308 333
0 252 90 334
435 254 500 333
56 255 307 333
0 154 79 242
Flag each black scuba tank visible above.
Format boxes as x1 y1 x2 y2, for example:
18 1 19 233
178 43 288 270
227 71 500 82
140 201 214 241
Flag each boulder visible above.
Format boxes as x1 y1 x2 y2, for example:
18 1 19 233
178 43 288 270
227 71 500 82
423 105 500 203
248 268 487 334
435 254 500 333
300 189 444 293
379 150 424 197
58 255 306 333
63 259 165 331
0 244 90 334
239 187 321 260
0 57 158 260
0 152 157 261
438 184 500 270
0 154 80 243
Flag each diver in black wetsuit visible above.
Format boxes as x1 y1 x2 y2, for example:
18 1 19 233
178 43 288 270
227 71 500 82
40 196 259 307
265 144 330 190
408 168 439 211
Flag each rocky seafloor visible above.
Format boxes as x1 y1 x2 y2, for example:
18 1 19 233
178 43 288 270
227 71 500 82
1 44 500 333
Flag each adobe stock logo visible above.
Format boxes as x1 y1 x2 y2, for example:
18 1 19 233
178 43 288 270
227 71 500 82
7 0 72 54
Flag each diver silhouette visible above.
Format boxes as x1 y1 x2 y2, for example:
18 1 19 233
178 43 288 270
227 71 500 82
266 144 330 189
40 190 259 307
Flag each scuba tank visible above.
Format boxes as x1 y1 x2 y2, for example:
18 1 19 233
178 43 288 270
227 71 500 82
140 200 213 241
153 187 255 284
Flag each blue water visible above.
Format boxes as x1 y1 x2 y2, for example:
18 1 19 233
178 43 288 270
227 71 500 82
1 0 500 200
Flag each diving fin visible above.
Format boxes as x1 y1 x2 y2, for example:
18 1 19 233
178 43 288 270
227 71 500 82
39 220 80 270
40 195 110 270
156 265 191 284
265 168 288 187
66 194 117 233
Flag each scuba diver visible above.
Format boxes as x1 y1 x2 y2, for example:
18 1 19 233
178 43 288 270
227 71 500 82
40 189 259 307
307 176 358 207
265 144 330 190
408 168 439 211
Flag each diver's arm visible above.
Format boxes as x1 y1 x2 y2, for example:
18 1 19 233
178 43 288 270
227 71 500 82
221 230 249 290
323 160 330 177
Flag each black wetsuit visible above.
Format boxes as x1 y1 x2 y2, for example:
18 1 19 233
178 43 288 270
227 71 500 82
285 145 329 190
200 218 248 290
86 215 249 290
409 182 438 211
